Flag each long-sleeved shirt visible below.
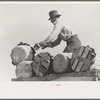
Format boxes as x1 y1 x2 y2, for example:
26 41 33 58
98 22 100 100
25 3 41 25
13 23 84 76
40 21 77 47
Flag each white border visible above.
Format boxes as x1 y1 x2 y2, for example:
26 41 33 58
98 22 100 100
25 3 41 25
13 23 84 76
0 1 100 4
0 1 100 99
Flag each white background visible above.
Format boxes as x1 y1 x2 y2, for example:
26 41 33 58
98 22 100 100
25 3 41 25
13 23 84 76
0 2 100 98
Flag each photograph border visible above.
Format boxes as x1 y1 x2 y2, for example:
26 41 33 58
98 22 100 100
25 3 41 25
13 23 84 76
0 0 100 99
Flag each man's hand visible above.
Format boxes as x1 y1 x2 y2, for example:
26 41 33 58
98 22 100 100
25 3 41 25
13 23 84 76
34 43 41 50
41 42 53 49
42 45 47 49
34 42 53 50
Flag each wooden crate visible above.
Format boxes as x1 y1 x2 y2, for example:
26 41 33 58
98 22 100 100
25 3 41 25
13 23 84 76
32 52 53 77
71 46 95 72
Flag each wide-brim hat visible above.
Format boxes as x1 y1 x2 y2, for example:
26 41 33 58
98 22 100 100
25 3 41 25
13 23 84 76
48 10 61 20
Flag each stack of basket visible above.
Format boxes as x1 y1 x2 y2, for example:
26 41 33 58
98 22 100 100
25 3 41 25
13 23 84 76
10 42 36 79
11 42 55 79
11 42 72 79
11 43 96 81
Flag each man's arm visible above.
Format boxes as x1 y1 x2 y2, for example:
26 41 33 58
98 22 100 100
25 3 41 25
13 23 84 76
34 22 63 50
41 36 62 49
40 23 63 47
51 36 62 47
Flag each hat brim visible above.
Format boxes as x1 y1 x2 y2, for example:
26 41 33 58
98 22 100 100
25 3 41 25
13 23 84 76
48 15 61 20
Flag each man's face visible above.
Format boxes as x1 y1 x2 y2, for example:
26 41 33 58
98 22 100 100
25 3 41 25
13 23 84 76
50 17 59 25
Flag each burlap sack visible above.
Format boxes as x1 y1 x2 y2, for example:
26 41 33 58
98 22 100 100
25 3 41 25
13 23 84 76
11 44 35 65
53 53 71 74
16 61 35 78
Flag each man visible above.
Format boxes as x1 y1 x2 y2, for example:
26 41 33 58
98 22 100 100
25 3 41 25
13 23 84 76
34 10 82 53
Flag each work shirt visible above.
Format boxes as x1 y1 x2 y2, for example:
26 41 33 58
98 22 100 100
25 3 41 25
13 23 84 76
40 20 77 47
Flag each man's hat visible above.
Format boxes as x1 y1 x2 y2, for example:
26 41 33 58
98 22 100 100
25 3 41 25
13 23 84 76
48 10 61 20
